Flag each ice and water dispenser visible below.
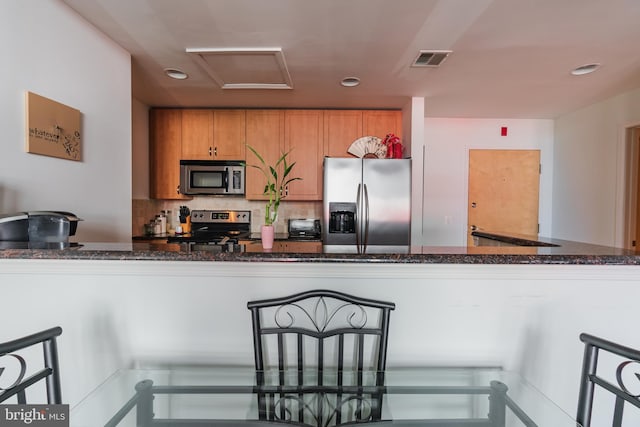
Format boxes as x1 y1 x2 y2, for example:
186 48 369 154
328 203 356 234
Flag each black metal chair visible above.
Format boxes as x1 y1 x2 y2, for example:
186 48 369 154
576 333 640 427
247 289 395 427
0 326 63 404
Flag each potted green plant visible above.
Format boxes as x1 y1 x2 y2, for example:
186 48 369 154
246 145 301 249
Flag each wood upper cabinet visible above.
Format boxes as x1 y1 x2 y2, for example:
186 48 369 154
323 110 402 158
245 110 285 200
245 110 323 201
181 109 246 160
324 110 363 158
284 110 324 200
213 110 246 160
362 110 402 141
149 108 399 201
181 109 213 159
149 109 190 200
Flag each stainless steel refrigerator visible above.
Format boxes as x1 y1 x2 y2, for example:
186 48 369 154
323 157 411 253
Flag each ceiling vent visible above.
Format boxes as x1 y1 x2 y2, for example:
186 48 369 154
411 50 452 67
186 47 293 89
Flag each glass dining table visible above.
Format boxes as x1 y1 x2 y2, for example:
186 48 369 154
70 366 579 427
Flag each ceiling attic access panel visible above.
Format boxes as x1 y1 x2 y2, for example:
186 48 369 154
186 48 293 89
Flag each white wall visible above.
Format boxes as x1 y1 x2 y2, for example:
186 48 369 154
0 1 132 242
422 118 554 246
132 98 150 199
402 97 426 246
553 87 640 247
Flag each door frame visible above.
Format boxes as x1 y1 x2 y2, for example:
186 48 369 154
622 125 640 249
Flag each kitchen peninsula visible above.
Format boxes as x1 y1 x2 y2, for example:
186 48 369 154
2 238 639 423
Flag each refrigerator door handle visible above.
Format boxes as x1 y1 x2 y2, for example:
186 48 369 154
356 183 362 253
363 183 369 253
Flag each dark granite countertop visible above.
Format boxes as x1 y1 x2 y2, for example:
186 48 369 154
0 237 638 264
133 233 320 242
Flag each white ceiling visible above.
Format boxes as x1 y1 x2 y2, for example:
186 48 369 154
62 0 640 118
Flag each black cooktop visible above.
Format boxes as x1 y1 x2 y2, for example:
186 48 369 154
169 209 251 245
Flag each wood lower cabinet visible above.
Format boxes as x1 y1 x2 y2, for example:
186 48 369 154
280 240 322 253
149 109 190 200
241 240 322 253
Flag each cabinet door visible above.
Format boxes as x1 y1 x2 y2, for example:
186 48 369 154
283 241 323 253
362 110 402 140
213 110 246 160
149 109 190 200
283 110 324 200
181 109 213 159
245 110 285 200
324 110 363 158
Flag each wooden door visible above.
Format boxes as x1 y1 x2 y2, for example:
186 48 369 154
362 110 402 140
467 149 540 245
245 110 285 200
324 110 363 157
181 109 213 159
149 109 190 200
213 110 246 160
284 110 324 200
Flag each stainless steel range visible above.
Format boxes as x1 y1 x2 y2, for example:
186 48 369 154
167 209 251 252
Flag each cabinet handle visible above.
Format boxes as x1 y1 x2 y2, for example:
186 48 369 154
285 186 289 197
209 147 212 156
176 185 180 195
214 147 218 157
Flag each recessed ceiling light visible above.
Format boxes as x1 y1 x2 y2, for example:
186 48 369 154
341 77 360 87
164 68 189 80
571 63 601 76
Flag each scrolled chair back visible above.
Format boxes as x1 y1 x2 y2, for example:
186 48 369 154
248 290 395 427
0 326 63 404
577 333 640 427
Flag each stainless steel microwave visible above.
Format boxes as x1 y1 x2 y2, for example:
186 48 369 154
179 160 245 195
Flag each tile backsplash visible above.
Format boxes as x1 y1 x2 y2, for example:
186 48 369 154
133 198 322 236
